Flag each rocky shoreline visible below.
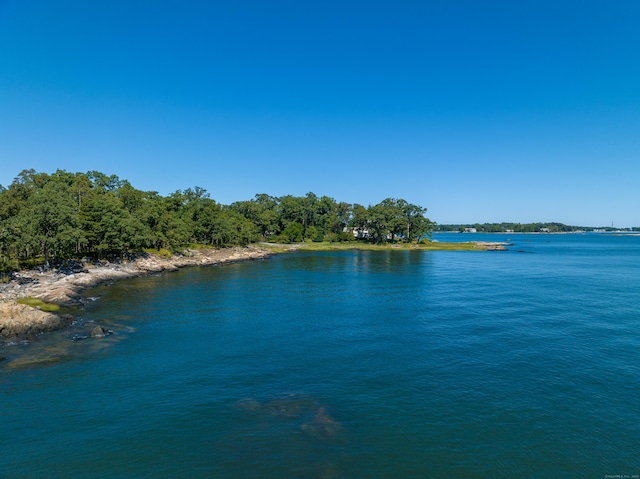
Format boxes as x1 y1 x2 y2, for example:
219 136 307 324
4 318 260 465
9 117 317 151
0 241 505 341
0 246 274 339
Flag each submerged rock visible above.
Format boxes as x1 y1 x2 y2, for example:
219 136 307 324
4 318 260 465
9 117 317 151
237 393 343 440
236 398 263 412
264 393 319 418
300 406 342 439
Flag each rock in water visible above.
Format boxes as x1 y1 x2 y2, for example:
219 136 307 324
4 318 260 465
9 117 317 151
90 326 107 338
264 393 318 417
301 406 342 439
236 398 262 412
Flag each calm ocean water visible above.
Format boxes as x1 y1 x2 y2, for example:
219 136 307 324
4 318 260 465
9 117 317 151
2 233 639 478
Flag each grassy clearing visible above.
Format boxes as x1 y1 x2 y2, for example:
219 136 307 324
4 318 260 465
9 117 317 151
257 243 300 253
16 297 61 312
142 248 172 258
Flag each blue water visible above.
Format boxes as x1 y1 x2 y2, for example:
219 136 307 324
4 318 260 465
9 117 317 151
2 234 640 478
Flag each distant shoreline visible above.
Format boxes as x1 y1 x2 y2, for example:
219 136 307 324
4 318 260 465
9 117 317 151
435 231 582 235
434 230 640 235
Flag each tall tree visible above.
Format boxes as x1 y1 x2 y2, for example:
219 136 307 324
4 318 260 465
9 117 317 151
23 177 79 267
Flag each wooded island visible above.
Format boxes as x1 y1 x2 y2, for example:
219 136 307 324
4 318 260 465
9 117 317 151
0 169 436 273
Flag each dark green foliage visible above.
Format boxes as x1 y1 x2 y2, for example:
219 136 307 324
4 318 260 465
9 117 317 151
348 198 435 244
304 226 319 242
230 193 435 244
281 222 304 243
0 169 436 271
337 232 355 242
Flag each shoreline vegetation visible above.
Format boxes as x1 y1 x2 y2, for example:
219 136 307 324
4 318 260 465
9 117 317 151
0 168 507 342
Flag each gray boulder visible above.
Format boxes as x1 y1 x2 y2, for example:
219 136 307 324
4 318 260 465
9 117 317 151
90 325 107 338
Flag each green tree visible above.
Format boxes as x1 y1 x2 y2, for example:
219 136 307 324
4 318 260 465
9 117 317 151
401 201 435 242
231 195 279 239
79 191 138 254
366 202 392 243
281 222 304 243
277 195 306 231
350 204 369 239
23 177 80 267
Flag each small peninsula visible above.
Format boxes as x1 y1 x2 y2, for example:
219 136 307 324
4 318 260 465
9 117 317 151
0 169 504 340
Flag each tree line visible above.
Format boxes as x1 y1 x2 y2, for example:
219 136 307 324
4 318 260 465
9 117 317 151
0 169 435 272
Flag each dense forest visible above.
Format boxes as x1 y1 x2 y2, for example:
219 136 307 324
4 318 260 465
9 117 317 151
0 169 435 272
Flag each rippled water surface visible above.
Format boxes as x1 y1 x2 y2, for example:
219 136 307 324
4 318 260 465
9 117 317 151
2 234 640 478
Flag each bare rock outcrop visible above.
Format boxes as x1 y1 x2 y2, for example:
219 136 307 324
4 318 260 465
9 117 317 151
0 303 72 338
474 241 508 251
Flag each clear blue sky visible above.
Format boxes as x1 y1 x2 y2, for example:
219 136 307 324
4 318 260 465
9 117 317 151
1 1 639 227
